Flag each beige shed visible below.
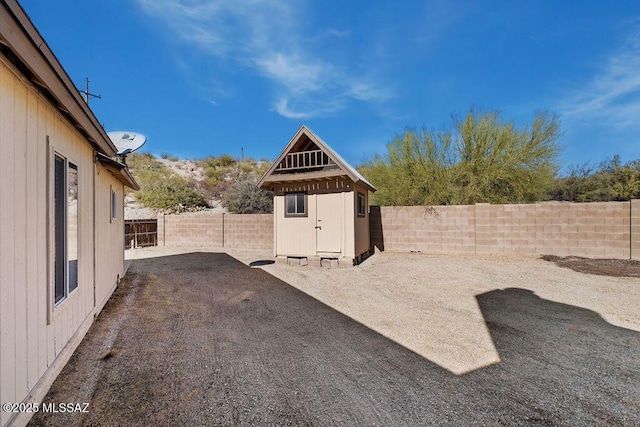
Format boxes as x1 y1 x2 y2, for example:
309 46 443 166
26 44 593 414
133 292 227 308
258 126 376 265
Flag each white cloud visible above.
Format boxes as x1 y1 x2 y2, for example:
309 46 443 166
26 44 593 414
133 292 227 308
559 29 640 129
274 97 346 120
136 0 391 119
255 53 327 96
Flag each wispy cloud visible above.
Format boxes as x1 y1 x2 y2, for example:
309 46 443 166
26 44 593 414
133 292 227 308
559 28 640 129
136 0 392 119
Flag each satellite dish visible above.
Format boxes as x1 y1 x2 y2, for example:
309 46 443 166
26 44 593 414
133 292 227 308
108 131 146 155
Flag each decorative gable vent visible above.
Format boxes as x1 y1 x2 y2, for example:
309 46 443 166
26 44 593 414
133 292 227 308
258 125 376 191
274 149 336 172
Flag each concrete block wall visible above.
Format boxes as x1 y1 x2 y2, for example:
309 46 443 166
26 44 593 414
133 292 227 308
632 200 640 260
376 201 635 260
223 214 273 249
377 205 476 253
158 212 272 249
477 202 630 258
159 200 637 260
159 213 224 247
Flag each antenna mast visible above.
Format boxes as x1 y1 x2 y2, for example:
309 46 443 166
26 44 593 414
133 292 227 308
80 77 101 106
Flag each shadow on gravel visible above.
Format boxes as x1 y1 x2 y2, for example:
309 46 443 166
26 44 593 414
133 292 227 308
30 253 640 427
249 260 275 267
542 254 640 277
472 288 640 425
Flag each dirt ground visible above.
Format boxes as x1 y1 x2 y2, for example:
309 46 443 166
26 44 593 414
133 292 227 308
542 254 640 278
30 249 640 426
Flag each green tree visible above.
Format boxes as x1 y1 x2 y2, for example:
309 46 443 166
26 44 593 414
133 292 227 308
361 108 561 205
359 129 455 205
452 109 560 204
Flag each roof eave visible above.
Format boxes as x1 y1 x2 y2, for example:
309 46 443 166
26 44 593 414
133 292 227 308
96 152 140 190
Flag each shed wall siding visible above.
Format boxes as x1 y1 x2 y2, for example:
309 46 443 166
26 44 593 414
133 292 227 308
341 191 355 258
353 184 370 258
0 55 120 427
274 193 317 256
271 180 364 259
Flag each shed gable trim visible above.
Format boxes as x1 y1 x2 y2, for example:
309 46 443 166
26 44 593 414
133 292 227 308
258 125 375 192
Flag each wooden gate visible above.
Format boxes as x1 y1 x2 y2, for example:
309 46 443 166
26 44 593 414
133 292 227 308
124 219 157 249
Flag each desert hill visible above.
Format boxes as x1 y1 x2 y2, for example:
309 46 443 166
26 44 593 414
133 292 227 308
124 153 272 219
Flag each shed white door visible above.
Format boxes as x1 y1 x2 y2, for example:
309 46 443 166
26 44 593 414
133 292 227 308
316 193 342 253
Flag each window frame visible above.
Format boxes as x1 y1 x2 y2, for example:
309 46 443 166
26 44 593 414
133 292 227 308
284 192 308 217
53 153 79 307
357 192 366 217
110 186 118 222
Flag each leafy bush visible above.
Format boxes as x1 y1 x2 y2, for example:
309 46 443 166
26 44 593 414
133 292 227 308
222 176 273 214
134 167 207 213
237 159 259 175
127 152 163 172
549 156 640 202
198 155 236 169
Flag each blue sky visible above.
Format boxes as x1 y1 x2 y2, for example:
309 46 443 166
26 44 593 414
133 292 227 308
18 0 640 172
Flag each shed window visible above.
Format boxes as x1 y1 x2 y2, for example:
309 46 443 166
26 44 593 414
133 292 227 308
54 155 78 305
285 192 307 216
357 192 366 217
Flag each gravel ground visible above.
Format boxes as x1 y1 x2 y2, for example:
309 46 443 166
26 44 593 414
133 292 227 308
30 248 640 426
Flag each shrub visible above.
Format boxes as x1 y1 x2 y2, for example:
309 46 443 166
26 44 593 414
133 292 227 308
222 176 273 214
127 152 163 172
135 168 207 213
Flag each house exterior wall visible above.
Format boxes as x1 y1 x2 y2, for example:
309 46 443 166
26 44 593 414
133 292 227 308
0 52 124 427
95 170 126 313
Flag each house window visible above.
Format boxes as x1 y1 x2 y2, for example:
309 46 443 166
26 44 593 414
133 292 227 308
285 192 307 216
111 187 118 222
54 155 78 305
357 192 366 217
